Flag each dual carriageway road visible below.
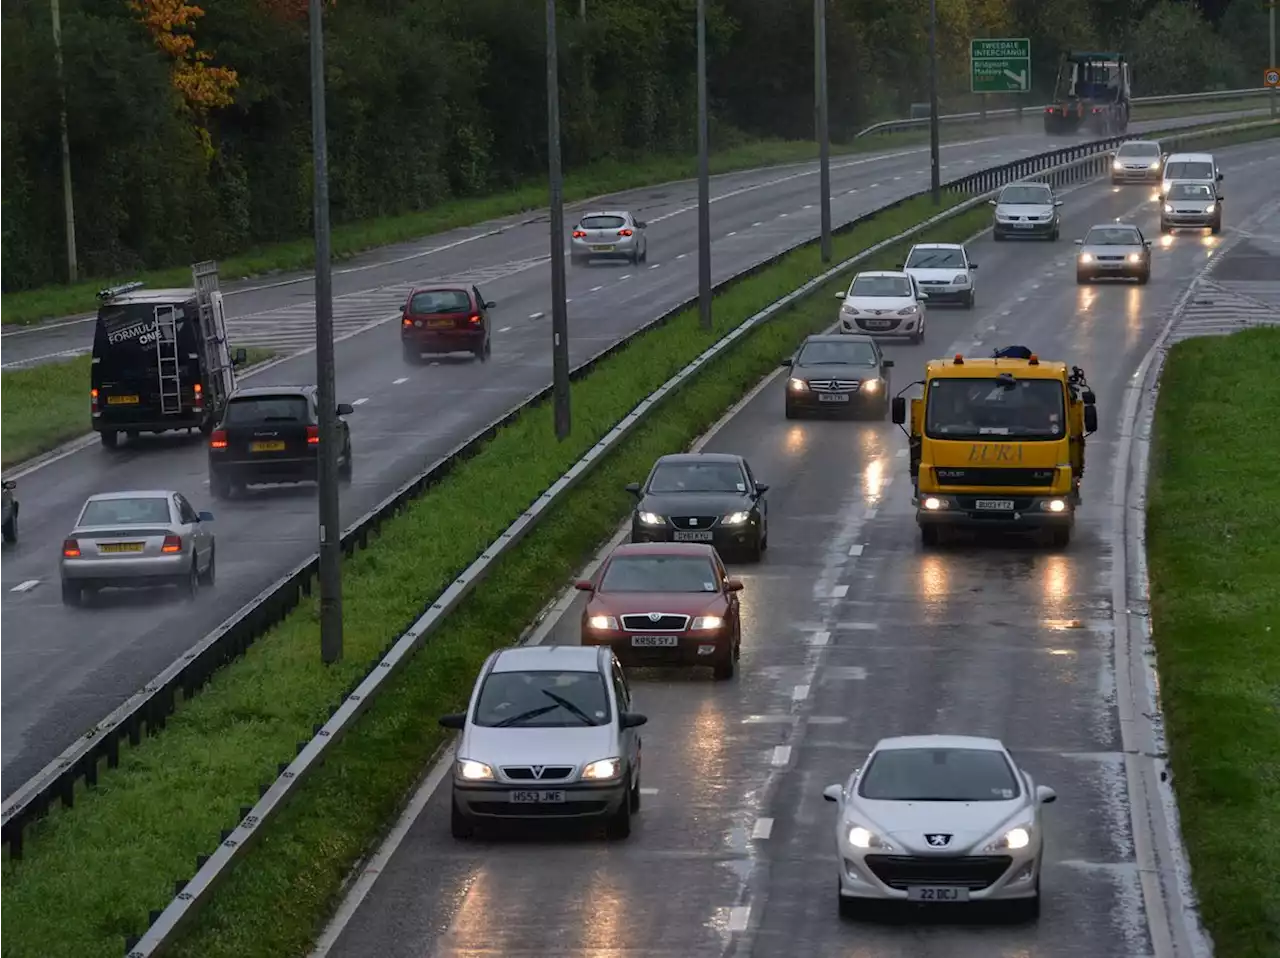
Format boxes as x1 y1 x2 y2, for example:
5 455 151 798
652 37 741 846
314 138 1280 958
0 109 1265 793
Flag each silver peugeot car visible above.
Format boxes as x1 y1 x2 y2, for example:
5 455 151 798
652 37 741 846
439 645 648 840
570 210 648 266
990 182 1062 241
59 490 216 605
823 734 1056 921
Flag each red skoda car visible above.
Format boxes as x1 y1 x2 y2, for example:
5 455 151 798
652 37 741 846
401 285 493 363
577 542 743 679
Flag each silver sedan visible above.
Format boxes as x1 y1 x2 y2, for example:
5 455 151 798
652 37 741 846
570 210 648 266
60 489 216 605
1075 223 1152 284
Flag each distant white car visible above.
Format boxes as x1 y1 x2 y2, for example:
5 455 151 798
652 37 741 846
822 734 1056 921
900 243 978 310
835 271 928 343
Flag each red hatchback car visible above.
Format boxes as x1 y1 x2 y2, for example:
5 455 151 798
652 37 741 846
576 542 744 680
401 285 493 363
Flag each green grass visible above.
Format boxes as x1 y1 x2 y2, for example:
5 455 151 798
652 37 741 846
1146 327 1280 958
0 348 277 468
0 192 990 958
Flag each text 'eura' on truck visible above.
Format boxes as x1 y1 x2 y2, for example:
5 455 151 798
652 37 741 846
890 346 1098 549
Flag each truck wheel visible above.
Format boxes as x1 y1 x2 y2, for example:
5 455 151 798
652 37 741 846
920 525 940 547
1049 526 1071 549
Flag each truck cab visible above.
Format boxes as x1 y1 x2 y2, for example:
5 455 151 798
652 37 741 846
890 348 1097 548
1044 51 1131 136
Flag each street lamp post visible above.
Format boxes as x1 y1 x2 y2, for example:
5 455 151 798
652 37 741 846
309 0 342 664
928 0 941 204
50 0 78 283
815 0 831 262
1270 1 1277 119
547 0 572 439
696 0 712 330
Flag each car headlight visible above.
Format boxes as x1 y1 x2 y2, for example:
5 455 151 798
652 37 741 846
841 305 859 316
582 757 622 781
897 306 917 315
638 511 664 526
1204 203 1216 213
1039 499 1067 513
722 511 750 525
691 615 723 630
860 378 880 393
847 825 894 850
788 377 808 392
1112 160 1123 170
1127 253 1141 263
1079 253 1093 264
587 614 618 630
1163 203 1173 213
1149 161 1160 170
953 274 969 284
922 496 949 510
985 824 1033 851
456 759 494 781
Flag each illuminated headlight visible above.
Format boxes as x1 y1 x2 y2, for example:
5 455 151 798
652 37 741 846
860 378 880 394
847 826 894 850
691 615 724 630
897 305 918 316
1148 161 1160 170
788 377 808 392
588 614 618 630
1204 203 1216 213
638 511 664 526
582 757 623 781
1112 160 1123 170
1163 203 1174 213
722 511 751 525
922 496 949 510
456 759 494 781
985 825 1032 851
1040 499 1067 513
953 274 969 284
1127 253 1141 263
1079 253 1093 264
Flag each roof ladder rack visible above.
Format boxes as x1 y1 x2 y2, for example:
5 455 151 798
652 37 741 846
155 304 183 416
191 260 228 379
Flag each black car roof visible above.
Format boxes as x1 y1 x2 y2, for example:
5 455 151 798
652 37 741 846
229 385 315 399
800 334 878 345
654 452 743 465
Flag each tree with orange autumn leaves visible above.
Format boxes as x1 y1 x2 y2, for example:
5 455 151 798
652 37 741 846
128 0 238 152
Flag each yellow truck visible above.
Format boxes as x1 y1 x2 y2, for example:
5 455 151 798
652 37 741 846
890 346 1098 547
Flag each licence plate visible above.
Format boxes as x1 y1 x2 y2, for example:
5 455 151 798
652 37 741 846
673 530 714 542
631 635 679 647
426 318 453 327
591 244 615 252
975 499 1015 510
906 886 970 902
863 320 891 329
817 393 850 403
509 790 565 803
107 395 140 405
250 440 286 452
99 542 144 553
1014 222 1034 229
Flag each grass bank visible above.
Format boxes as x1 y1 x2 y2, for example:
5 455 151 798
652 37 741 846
0 192 990 958
0 348 277 469
1146 327 1280 958
1131 94 1267 122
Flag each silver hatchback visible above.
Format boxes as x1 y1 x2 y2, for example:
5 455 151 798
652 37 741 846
60 489 216 605
570 210 648 266
439 645 647 839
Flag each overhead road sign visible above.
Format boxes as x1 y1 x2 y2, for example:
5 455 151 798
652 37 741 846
971 38 1031 94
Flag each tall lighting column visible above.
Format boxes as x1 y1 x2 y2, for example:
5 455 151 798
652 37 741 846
547 0 571 439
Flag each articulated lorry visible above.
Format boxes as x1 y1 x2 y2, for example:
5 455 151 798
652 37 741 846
1043 50 1131 136
891 346 1098 548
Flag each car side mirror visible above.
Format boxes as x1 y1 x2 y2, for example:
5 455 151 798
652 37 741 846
636 221 647 229
1216 172 1223 181
918 292 929 301
485 300 496 309
197 510 215 522
1 480 15 490
1036 785 1057 804
891 396 906 425
438 713 466 730
987 199 997 206
624 482 641 497
834 291 846 300
725 578 744 592
1073 239 1083 245
1144 241 1152 249
1054 200 1064 207
232 347 248 366
779 357 793 367
754 482 769 495
969 262 978 269
620 712 648 729
822 784 843 803
881 359 894 369
574 579 594 591
1084 405 1098 434
336 403 355 416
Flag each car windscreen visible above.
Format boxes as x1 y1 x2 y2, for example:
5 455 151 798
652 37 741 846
849 276 911 298
858 747 1020 801
580 215 626 229
796 340 878 366
409 289 470 314
998 186 1051 205
647 461 747 494
926 377 1066 440
1117 142 1159 157
1164 161 1213 180
1084 227 1141 246
1168 183 1214 201
223 396 310 425
905 248 965 269
79 496 170 526
472 669 611 727
599 555 719 593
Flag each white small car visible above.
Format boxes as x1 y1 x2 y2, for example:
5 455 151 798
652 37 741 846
823 734 1056 920
1159 152 1221 201
900 243 978 310
835 271 928 343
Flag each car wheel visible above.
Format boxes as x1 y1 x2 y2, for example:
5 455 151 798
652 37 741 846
1160 220 1172 234
605 794 632 839
450 799 476 840
199 544 216 586
784 400 799 420
1049 525 1071 549
1211 218 1221 235
1075 271 1090 285
1137 269 1150 286
744 532 764 563
1050 227 1060 241
713 653 735 680
1008 892 1041 922
2 512 15 545
837 882 863 920
61 579 81 606
629 771 642 813
402 344 420 364
964 289 975 310
184 558 199 600
993 230 1005 242
100 430 119 450
339 444 353 482
920 524 940 547
210 473 233 500
911 328 923 345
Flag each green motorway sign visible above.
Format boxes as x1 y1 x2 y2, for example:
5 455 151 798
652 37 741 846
970 38 1031 94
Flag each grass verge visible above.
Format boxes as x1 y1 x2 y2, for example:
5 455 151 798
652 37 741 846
1146 327 1280 958
0 192 989 958
1131 94 1267 122
0 348 277 469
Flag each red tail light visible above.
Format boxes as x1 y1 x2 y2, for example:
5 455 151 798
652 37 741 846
307 424 320 445
161 535 183 554
468 313 482 325
62 538 81 558
572 229 587 238
618 228 633 237
91 388 100 416
209 429 228 449
193 382 204 412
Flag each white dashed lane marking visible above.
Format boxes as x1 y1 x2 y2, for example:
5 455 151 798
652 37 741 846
771 746 792 766
848 543 864 556
727 906 751 932
11 580 39 593
809 630 831 646
352 397 369 406
830 584 849 599
393 377 408 385
528 311 544 320
751 818 774 840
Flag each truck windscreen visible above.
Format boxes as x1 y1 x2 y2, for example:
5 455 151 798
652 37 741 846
926 378 1065 440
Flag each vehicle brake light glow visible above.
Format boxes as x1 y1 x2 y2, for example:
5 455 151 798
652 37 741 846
307 424 320 445
161 535 183 553
91 388 100 415
468 313 482 324
618 228 633 237
193 382 204 410
62 539 81 558
403 316 413 326
209 429 228 449
572 229 587 238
